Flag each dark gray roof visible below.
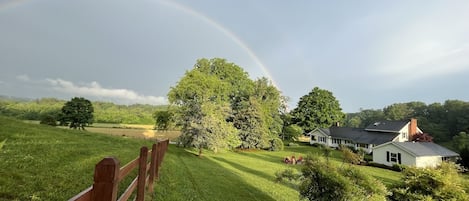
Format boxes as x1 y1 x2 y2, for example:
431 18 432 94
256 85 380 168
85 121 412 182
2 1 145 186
328 127 399 145
364 120 408 132
392 142 460 157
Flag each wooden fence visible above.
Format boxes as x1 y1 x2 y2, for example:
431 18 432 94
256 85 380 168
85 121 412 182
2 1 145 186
68 139 169 201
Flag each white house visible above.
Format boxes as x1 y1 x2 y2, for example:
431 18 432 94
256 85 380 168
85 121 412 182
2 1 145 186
372 141 460 168
309 119 423 153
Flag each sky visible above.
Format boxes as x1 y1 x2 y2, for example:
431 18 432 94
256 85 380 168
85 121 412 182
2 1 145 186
1 0 469 113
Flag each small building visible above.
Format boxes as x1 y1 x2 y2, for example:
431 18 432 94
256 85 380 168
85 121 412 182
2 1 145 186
372 141 460 168
309 118 422 153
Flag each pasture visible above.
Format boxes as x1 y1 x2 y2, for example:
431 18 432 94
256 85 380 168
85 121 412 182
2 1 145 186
2 116 405 201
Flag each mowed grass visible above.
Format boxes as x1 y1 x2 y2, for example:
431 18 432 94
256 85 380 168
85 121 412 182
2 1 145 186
0 116 155 201
2 116 403 201
153 143 402 201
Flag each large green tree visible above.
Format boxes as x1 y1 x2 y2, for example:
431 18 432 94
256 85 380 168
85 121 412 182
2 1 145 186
168 58 283 153
59 97 94 130
291 87 344 132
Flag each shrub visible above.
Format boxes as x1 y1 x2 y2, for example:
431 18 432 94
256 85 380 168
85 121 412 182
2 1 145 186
39 114 57 126
270 138 284 151
299 155 387 201
275 168 301 182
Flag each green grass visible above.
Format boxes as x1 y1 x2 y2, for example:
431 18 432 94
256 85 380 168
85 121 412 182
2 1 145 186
152 143 402 201
1 115 405 201
0 116 154 201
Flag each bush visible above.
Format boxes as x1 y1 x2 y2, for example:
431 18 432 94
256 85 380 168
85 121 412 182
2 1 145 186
270 138 284 151
39 114 57 126
275 168 301 182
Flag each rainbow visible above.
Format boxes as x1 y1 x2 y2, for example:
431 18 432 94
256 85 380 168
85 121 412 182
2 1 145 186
157 0 280 90
0 0 280 90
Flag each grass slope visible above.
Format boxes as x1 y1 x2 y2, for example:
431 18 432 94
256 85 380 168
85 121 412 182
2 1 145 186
153 144 401 201
0 116 154 201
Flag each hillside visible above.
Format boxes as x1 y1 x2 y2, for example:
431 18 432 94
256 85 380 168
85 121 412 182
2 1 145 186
0 97 168 124
0 116 154 201
0 115 403 201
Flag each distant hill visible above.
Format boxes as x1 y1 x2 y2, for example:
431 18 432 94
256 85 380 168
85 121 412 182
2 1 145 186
0 96 169 124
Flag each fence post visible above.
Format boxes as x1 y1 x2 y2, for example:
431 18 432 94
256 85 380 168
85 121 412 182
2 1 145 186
136 146 148 201
91 157 120 201
155 142 162 180
147 143 158 192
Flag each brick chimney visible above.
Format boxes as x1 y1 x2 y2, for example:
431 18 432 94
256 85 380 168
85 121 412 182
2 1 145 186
408 118 417 140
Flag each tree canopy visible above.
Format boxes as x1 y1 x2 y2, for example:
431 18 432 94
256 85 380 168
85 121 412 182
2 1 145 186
59 97 94 130
168 58 284 154
291 87 345 132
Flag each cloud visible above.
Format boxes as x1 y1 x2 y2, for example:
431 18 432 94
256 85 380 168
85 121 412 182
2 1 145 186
46 78 168 105
16 74 30 82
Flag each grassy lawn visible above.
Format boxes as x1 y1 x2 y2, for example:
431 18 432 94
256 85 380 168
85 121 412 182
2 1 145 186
152 143 402 201
1 116 430 201
0 116 155 201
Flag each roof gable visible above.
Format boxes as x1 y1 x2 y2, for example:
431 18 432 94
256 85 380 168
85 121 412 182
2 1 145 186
365 120 408 133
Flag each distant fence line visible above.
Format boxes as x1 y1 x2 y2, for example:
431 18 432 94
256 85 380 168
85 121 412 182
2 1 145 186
68 139 169 201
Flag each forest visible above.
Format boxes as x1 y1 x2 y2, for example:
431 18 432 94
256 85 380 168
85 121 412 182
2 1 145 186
344 101 469 143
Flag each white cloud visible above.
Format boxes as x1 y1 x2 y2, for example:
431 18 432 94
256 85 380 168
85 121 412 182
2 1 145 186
46 78 168 105
16 74 30 82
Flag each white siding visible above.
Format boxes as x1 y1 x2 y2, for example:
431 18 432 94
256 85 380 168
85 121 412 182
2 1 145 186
373 144 416 166
415 156 441 168
310 130 329 146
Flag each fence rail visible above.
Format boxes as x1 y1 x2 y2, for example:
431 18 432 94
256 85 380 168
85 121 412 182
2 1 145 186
69 139 169 201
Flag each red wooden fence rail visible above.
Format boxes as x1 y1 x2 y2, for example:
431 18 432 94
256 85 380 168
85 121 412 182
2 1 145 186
68 139 169 201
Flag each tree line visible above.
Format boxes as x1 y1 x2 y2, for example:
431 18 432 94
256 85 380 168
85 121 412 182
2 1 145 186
0 96 167 124
344 101 469 143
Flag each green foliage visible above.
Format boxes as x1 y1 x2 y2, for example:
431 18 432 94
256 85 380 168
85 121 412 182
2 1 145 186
453 132 469 152
282 124 303 141
275 168 301 182
59 97 94 130
0 97 164 124
269 138 284 151
291 87 344 132
459 146 469 169
39 114 57 126
340 146 363 165
169 58 283 152
345 100 469 144
153 110 173 131
299 155 387 201
389 162 469 201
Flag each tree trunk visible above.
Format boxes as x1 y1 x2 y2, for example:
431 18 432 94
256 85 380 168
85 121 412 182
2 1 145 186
198 148 203 157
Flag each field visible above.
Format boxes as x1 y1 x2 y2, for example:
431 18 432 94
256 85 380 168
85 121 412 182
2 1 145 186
0 116 155 201
2 116 405 201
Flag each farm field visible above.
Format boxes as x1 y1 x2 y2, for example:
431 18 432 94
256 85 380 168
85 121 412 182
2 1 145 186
9 115 469 201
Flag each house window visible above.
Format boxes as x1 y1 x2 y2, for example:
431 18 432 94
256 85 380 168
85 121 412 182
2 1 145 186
386 151 402 164
390 153 397 162
332 138 341 144
402 132 408 139
319 137 327 143
358 143 369 148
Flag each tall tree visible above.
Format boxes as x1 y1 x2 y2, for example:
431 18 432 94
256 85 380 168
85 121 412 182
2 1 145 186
291 87 344 132
59 97 94 130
